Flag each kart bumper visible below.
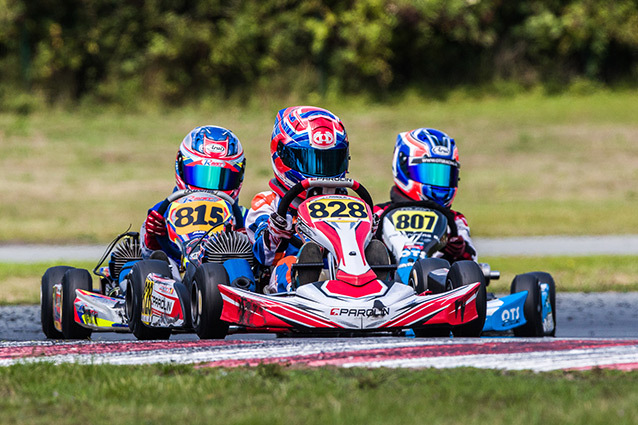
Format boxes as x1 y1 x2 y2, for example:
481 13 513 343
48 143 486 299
483 291 527 332
218 281 482 333
71 290 130 332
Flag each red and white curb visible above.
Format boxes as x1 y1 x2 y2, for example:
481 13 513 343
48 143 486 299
1 338 637 372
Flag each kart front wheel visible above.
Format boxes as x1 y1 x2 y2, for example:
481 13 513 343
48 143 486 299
126 260 172 340
409 258 450 294
191 263 229 340
61 268 93 339
447 261 487 337
511 272 557 337
41 266 74 339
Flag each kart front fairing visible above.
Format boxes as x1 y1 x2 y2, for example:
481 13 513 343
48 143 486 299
216 186 482 334
52 282 130 332
70 289 130 331
483 291 527 332
295 193 377 284
219 279 483 333
60 265 189 333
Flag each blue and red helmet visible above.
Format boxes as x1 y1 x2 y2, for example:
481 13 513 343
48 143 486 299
392 128 460 207
175 125 246 200
270 106 349 194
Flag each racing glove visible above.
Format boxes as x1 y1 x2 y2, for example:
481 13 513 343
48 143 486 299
267 212 293 246
442 235 466 260
144 210 166 251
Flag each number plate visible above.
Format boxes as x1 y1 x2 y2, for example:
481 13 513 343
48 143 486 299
306 198 369 222
167 200 232 236
391 210 438 232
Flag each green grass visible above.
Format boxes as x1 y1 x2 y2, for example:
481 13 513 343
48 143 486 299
3 255 637 305
0 261 95 305
1 90 638 243
1 363 637 425
482 255 638 293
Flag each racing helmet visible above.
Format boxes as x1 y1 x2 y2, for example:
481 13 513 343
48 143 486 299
392 128 460 207
175 125 246 200
270 106 349 194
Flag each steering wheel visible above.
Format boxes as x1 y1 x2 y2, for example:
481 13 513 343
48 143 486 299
276 178 374 218
274 178 374 248
373 199 458 240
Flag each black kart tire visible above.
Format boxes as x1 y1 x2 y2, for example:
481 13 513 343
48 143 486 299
410 259 452 336
409 258 451 294
41 266 74 339
447 261 487 337
61 268 93 339
531 271 556 337
191 263 230 340
126 260 172 340
512 272 557 337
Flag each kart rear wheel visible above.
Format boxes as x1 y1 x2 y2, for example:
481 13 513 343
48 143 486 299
511 272 556 337
41 266 73 339
61 268 93 339
447 261 487 337
126 260 172 340
409 258 450 294
191 263 229 340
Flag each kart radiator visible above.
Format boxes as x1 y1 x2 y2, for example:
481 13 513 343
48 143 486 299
109 236 142 280
202 231 254 267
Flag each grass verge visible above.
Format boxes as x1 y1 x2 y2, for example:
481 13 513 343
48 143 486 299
2 255 637 305
482 255 638 293
0 261 95 305
1 90 638 242
0 363 637 425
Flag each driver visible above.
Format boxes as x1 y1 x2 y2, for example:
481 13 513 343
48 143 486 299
141 125 247 265
375 128 477 263
245 106 350 293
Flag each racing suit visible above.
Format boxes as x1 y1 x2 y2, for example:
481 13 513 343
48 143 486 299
245 179 303 293
374 186 477 263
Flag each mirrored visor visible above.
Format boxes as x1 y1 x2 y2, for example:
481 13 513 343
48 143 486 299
408 162 459 188
182 164 243 190
280 146 348 177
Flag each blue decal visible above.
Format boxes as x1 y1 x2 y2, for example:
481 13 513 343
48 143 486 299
483 291 527 332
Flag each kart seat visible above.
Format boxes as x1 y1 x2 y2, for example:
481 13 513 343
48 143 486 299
365 239 395 281
149 250 170 264
293 242 324 287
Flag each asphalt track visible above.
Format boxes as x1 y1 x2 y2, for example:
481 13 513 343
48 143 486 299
1 237 637 370
1 291 638 370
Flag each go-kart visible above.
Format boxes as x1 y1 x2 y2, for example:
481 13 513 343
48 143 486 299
40 231 139 340
376 200 556 337
40 189 254 340
192 177 486 338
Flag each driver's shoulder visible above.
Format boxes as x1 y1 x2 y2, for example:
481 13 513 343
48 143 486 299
250 190 278 209
451 209 470 227
373 201 391 215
